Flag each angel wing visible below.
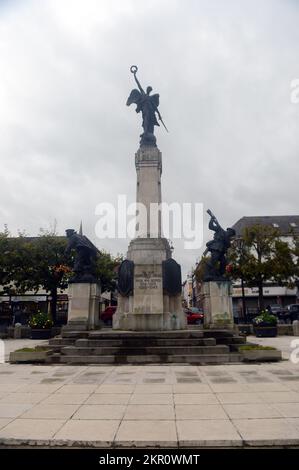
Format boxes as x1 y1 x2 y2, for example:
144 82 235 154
150 93 159 109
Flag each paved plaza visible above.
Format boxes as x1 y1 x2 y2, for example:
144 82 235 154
0 336 299 448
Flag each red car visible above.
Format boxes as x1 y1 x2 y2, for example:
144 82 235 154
184 307 204 325
100 306 117 326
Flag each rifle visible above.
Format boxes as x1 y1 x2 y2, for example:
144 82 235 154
203 209 218 256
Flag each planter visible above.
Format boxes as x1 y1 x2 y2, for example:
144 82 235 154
9 350 52 364
30 328 52 340
241 349 282 362
253 326 277 337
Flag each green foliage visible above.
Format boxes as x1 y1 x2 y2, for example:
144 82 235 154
0 227 122 324
0 229 71 295
228 224 297 309
28 311 53 329
96 251 123 292
194 256 208 283
252 310 278 326
239 344 276 351
14 346 50 352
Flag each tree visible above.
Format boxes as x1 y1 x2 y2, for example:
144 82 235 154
96 251 122 293
0 228 122 324
228 224 296 311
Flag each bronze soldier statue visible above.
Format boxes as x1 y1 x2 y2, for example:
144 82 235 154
203 210 236 281
126 65 168 147
65 229 98 283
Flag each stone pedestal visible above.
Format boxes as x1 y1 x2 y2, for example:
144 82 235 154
114 145 186 331
203 281 234 329
113 237 186 331
293 320 299 336
64 283 101 331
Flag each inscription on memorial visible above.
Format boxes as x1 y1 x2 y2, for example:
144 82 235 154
135 272 161 290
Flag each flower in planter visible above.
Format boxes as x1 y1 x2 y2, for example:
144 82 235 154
29 311 53 329
252 310 278 327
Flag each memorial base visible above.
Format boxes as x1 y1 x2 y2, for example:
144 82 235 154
203 281 234 329
63 282 101 332
113 238 186 331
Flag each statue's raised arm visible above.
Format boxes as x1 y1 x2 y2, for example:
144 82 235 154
130 65 145 94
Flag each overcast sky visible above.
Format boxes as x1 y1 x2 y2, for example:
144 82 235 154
0 0 298 277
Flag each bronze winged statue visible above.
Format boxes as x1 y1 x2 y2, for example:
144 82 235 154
126 65 168 147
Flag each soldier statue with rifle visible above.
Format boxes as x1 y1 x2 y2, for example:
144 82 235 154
203 210 236 281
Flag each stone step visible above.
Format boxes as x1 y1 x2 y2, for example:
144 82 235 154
59 353 242 365
202 329 236 338
74 337 217 348
215 336 246 345
49 338 75 346
86 330 204 340
61 344 229 356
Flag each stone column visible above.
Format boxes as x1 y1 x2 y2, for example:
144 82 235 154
114 145 186 331
135 146 162 238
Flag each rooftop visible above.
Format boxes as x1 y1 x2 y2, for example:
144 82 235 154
232 215 299 237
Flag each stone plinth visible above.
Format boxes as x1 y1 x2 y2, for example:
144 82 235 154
203 281 234 329
114 238 186 331
64 283 101 331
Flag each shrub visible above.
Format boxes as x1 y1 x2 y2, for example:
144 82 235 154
252 310 277 327
28 311 53 329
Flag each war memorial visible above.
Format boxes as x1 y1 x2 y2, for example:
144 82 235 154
49 66 246 364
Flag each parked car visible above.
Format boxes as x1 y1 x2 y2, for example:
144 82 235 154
284 304 299 323
100 306 117 326
266 304 286 322
184 307 204 325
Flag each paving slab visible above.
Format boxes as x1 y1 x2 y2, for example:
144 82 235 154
96 384 135 394
175 404 228 420
53 419 120 446
0 393 49 404
172 383 211 394
134 384 172 394
271 403 299 418
216 392 264 404
0 418 13 430
258 391 299 403
0 403 33 418
174 393 219 405
20 403 80 420
233 418 299 446
73 404 126 420
208 383 251 393
85 394 131 405
0 418 66 440
124 404 175 421
54 384 98 394
129 393 173 405
115 420 177 447
176 420 242 447
41 393 90 405
223 403 282 419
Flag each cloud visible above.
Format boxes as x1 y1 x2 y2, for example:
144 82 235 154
0 0 298 276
